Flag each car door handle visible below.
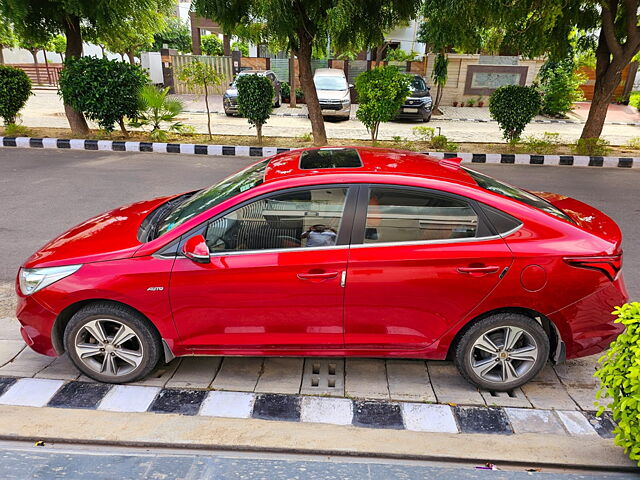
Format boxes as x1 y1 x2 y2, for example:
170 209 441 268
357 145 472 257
457 266 500 275
297 271 340 281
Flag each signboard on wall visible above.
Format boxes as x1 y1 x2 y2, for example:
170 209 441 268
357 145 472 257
464 65 528 95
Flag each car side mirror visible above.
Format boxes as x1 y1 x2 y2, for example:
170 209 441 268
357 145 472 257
182 235 210 264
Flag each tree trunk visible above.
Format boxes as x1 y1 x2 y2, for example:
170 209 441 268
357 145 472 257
100 46 106 59
118 118 129 137
126 51 135 64
204 84 212 139
63 14 90 135
295 32 327 146
256 123 262 144
0 46 4 65
289 52 297 108
222 34 231 56
29 50 42 85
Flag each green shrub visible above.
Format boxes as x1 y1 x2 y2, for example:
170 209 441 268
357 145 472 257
3 123 30 136
522 132 561 154
595 302 640 466
232 41 249 57
356 66 411 141
573 137 611 156
236 74 273 144
385 48 419 62
626 137 640 150
538 59 586 117
0 65 32 125
201 35 223 56
489 85 542 142
412 126 435 143
59 57 148 134
630 92 640 110
130 85 186 141
430 134 458 152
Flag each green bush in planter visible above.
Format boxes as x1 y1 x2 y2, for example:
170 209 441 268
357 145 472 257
595 302 640 466
489 85 542 142
236 74 273 144
0 66 32 125
59 57 148 134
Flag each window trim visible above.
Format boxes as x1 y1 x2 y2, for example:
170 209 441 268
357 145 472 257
171 184 359 258
349 184 498 247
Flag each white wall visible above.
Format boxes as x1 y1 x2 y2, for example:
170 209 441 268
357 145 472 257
2 43 123 64
384 20 426 57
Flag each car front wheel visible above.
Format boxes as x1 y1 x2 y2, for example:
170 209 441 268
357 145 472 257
64 303 162 384
454 313 549 391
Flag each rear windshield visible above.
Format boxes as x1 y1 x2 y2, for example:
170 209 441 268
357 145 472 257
155 159 269 237
464 168 573 223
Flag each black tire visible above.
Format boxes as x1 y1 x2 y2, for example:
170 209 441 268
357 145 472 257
225 110 233 117
274 94 281 108
422 112 432 122
64 302 162 384
454 313 549 391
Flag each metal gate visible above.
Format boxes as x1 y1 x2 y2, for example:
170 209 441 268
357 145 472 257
171 55 234 94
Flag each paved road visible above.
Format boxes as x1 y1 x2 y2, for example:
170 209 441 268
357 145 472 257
0 148 638 298
0 442 637 480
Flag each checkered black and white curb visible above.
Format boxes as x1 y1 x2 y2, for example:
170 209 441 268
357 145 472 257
442 117 640 126
0 377 616 437
1 136 638 168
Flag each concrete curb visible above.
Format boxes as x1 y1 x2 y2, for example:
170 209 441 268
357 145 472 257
0 405 635 471
1 136 638 168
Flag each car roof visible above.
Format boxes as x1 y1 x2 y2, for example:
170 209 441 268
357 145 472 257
313 68 346 77
263 147 476 186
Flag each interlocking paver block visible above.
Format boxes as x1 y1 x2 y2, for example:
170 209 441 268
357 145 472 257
480 388 532 408
300 358 345 396
34 354 80 381
386 360 436 403
166 357 221 389
211 357 263 392
255 358 303 394
0 347 55 377
427 362 485 406
345 359 389 400
0 340 25 368
128 358 182 388
521 366 578 410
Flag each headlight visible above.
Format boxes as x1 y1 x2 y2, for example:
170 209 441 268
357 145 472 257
19 264 82 295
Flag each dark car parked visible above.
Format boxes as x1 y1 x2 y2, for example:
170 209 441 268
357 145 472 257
395 75 433 122
223 70 282 116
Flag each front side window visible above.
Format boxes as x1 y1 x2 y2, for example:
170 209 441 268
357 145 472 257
205 188 348 253
364 187 478 244
156 159 269 237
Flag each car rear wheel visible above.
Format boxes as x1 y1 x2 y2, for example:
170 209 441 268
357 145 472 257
454 313 549 391
274 94 281 107
64 303 161 384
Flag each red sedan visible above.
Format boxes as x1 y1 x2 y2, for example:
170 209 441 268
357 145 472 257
16 147 628 390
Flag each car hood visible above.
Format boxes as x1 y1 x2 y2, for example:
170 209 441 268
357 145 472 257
408 90 431 99
23 195 178 269
316 89 349 101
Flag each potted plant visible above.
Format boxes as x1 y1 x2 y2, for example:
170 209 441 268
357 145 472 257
467 98 476 107
458 99 465 107
477 97 484 107
452 101 458 107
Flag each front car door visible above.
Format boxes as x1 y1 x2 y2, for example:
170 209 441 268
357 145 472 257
343 185 513 352
169 185 356 352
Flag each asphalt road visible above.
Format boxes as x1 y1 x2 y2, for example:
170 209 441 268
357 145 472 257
0 148 638 299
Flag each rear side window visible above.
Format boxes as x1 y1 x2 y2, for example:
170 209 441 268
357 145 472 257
364 187 478 244
464 168 573 223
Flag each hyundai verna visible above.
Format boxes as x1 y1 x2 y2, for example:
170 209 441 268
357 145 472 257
16 147 627 390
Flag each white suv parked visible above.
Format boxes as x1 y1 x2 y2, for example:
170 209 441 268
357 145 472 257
313 68 352 119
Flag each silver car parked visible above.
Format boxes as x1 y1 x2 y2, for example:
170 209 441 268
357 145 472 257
313 68 352 120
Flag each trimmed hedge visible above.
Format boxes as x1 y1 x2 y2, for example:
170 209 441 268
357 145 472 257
489 85 542 142
0 66 32 125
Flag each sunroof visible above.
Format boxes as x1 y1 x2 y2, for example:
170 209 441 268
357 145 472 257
299 148 363 170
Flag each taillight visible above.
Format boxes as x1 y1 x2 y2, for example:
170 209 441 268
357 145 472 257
563 254 622 281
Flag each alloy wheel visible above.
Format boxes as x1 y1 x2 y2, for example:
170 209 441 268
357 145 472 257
468 326 539 384
73 319 144 377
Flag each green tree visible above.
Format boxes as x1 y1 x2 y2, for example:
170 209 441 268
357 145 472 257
192 0 422 146
0 21 16 65
489 85 542 142
537 58 586 117
177 60 223 139
50 35 66 62
417 0 640 141
59 57 148 135
153 17 192 53
201 34 224 56
0 65 32 124
355 66 411 141
231 41 249 57
0 0 171 135
236 74 273 144
431 53 448 114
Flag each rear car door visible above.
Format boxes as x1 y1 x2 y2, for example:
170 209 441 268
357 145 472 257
343 185 513 350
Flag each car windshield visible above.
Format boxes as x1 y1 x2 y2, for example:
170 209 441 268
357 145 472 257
314 76 348 91
411 76 427 92
464 168 574 223
155 159 270 237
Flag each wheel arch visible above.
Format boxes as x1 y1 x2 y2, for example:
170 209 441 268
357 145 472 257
51 299 165 356
447 307 564 363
